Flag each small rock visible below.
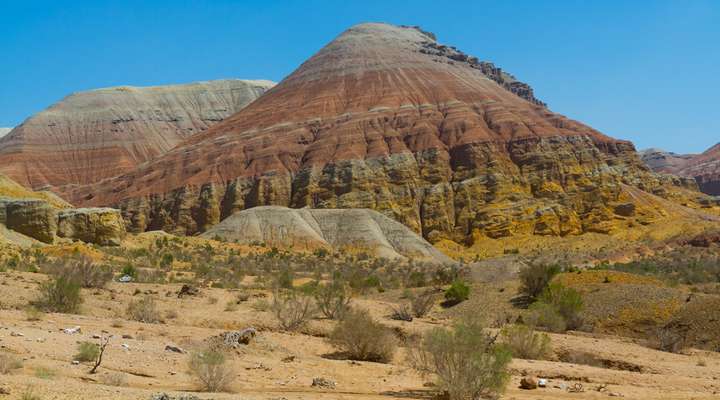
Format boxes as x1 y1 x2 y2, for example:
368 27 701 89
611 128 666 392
281 355 296 363
520 376 538 390
608 393 624 397
121 343 130 350
62 326 82 334
118 275 133 283
164 344 185 354
92 334 101 339
177 284 199 298
72 360 80 365
122 334 133 339
311 377 336 389
10 332 23 337
538 378 547 387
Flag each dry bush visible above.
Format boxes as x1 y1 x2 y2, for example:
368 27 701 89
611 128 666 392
411 290 437 318
408 315 511 400
75 342 100 362
35 275 83 313
499 324 551 360
126 295 161 323
0 352 23 374
271 290 316 331
390 303 413 322
518 263 561 300
188 347 234 392
314 280 352 319
100 372 128 386
527 302 566 333
329 308 397 363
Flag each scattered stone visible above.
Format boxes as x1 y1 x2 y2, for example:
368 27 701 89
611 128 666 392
608 393 624 397
10 331 23 337
118 275 133 283
149 394 201 400
62 326 82 334
92 334 101 339
72 360 80 365
281 355 296 363
165 344 185 354
122 334 133 339
520 376 538 390
538 378 547 387
177 284 199 298
209 328 257 349
121 343 130 350
311 377 336 389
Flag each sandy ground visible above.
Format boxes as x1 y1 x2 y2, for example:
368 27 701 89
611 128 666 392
0 270 719 400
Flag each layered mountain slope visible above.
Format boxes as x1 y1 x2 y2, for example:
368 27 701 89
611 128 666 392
202 206 452 263
639 148 694 174
0 79 274 188
68 23 704 243
676 143 720 195
641 144 720 195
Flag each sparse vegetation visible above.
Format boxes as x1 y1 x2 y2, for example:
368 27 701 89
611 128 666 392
411 290 437 318
443 280 470 306
0 352 23 374
518 263 561 300
538 282 584 330
75 342 100 362
409 314 511 400
314 280 352 319
271 290 316 331
329 308 397 363
126 295 161 323
35 275 83 313
499 324 551 360
188 347 234 392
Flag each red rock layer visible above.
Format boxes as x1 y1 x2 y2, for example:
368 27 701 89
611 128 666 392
0 79 274 189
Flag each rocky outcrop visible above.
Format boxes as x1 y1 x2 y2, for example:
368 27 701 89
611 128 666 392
0 174 124 245
57 208 126 246
0 198 58 243
0 79 274 189
639 148 694 173
202 206 452 263
66 23 712 244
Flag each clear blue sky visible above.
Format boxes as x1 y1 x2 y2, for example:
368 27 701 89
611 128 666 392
1 0 718 153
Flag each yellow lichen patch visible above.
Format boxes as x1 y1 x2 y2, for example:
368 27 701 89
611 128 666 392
40 243 105 261
0 174 72 209
555 270 664 289
595 297 683 337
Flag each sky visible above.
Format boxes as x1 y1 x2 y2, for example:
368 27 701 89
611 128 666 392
1 0 718 153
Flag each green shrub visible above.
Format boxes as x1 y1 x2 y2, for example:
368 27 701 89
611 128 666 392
518 263 561 300
409 315 511 400
539 283 583 330
121 265 137 279
36 275 83 313
329 309 397 363
499 324 551 360
75 342 100 362
444 280 470 306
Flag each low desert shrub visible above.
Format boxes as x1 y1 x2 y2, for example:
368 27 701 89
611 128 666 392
329 308 397 363
390 303 414 322
0 352 23 374
409 315 511 400
411 290 437 318
188 347 234 392
100 372 128 386
314 280 352 319
518 263 561 300
36 275 83 313
499 324 551 360
527 301 567 333
126 295 161 323
538 283 583 330
271 290 316 331
75 342 100 362
443 280 470 306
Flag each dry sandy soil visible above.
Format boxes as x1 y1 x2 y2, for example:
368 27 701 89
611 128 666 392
0 269 719 400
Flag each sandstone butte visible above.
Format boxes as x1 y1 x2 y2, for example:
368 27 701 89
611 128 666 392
641 144 720 196
63 23 712 245
0 79 275 189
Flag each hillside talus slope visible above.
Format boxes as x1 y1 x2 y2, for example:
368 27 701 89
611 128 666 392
202 206 453 263
66 23 706 244
0 79 274 188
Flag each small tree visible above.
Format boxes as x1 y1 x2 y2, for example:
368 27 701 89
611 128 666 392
409 315 511 400
329 308 397 363
271 290 316 331
314 280 352 319
518 263 561 300
188 347 234 392
36 275 83 313
499 324 551 360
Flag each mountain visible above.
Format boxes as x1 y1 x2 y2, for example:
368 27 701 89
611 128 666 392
202 206 453 263
641 145 720 196
66 23 705 243
675 143 720 195
639 148 694 173
0 79 274 189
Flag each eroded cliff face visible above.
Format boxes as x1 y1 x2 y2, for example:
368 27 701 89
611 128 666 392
66 23 709 244
0 80 274 189
641 144 720 196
